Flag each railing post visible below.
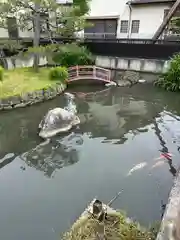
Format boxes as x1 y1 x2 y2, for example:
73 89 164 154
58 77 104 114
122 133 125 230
109 70 111 82
76 65 79 77
93 66 96 78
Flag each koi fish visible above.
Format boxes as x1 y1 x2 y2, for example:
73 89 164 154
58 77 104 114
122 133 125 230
160 152 173 159
154 152 173 161
151 160 166 169
127 162 147 176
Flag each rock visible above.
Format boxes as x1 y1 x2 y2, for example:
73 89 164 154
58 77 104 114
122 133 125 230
21 93 29 102
116 70 140 87
29 92 36 101
35 90 44 101
123 70 140 84
49 86 57 98
1 98 10 108
43 89 50 100
8 96 21 106
57 85 62 94
138 79 146 83
105 81 117 87
14 102 28 108
3 105 12 110
117 80 132 87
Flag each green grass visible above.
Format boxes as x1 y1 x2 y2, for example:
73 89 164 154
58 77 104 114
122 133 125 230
0 67 60 99
62 211 159 240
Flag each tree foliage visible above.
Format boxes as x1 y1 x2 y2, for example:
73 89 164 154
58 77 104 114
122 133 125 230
0 0 90 35
52 43 94 67
155 53 180 91
169 17 180 34
0 0 91 69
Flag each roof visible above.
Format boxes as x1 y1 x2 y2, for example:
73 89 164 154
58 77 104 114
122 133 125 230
85 15 119 20
127 0 175 5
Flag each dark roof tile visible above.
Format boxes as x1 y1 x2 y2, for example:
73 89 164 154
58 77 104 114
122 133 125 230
127 0 175 5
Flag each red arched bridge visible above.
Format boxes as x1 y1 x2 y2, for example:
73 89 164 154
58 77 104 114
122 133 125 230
67 65 111 83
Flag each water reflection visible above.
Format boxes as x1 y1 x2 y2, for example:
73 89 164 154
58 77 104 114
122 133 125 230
19 133 83 177
0 85 178 174
1 85 180 240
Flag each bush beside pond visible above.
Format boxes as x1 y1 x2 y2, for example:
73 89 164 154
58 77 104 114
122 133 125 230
155 53 180 91
49 66 68 82
52 43 95 67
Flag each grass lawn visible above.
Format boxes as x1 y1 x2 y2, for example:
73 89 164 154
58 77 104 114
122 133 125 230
63 211 159 240
0 67 60 99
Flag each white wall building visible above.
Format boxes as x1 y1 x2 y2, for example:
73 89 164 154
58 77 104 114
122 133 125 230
84 0 176 39
0 0 176 40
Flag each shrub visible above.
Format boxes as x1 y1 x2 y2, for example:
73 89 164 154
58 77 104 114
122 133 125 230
0 66 4 81
49 66 68 83
155 53 180 91
52 43 95 67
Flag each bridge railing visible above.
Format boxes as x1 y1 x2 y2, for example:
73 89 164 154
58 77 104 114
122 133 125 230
67 65 111 82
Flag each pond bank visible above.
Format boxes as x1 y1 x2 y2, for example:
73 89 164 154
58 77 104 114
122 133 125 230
0 83 66 111
63 199 157 240
0 68 66 111
157 170 180 240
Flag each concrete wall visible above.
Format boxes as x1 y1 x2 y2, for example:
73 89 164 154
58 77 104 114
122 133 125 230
6 56 47 69
95 55 170 74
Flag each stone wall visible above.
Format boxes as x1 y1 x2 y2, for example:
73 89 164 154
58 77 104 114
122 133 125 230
6 55 48 69
0 83 66 111
156 171 180 240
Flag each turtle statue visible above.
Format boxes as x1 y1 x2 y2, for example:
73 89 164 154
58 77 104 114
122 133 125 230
38 92 80 139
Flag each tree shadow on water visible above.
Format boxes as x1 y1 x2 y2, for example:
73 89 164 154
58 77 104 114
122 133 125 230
19 133 84 178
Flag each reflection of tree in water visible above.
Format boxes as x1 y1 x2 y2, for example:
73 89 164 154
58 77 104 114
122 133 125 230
76 92 163 145
19 133 83 178
1 85 180 176
152 117 179 219
153 118 178 177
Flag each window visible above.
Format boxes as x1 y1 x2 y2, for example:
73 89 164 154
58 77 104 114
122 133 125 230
120 20 128 33
131 20 140 33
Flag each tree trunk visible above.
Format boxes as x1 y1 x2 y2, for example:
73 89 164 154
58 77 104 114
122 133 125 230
33 3 40 72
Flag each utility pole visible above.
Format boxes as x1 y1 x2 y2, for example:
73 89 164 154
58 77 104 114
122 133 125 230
152 0 180 43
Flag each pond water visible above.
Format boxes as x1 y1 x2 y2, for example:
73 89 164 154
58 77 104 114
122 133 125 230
1 84 180 240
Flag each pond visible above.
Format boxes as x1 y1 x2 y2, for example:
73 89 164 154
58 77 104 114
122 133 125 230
1 84 180 240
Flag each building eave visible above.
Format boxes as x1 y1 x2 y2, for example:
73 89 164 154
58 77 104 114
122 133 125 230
85 15 119 20
127 0 175 5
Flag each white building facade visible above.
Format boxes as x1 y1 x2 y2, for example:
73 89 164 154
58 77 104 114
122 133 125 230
84 0 175 39
0 0 176 39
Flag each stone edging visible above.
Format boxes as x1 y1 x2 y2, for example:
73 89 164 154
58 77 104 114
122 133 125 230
0 83 66 111
156 170 180 240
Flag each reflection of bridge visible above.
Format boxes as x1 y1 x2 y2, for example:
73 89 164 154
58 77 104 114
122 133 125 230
67 65 111 83
73 88 111 102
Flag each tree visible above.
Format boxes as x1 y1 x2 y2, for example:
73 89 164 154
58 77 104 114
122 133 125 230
169 16 180 34
0 0 91 71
